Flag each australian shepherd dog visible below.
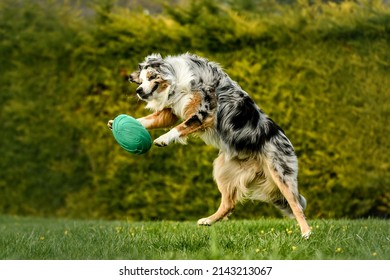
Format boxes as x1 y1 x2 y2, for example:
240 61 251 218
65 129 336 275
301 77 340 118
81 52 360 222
108 53 311 238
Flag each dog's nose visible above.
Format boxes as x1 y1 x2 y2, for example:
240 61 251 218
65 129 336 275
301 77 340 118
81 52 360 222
136 87 144 95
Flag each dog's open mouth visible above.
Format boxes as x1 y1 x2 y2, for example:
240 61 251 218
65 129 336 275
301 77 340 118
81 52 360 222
136 84 159 101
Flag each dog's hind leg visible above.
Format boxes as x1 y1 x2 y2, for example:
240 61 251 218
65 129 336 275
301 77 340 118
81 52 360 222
197 153 238 226
197 189 235 226
265 160 311 239
272 194 307 218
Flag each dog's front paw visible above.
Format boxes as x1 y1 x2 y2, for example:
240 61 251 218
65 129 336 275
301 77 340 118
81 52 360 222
154 136 169 147
107 120 114 130
154 129 180 147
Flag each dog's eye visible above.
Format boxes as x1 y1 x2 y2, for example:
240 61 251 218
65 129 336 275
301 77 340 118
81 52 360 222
148 74 157 81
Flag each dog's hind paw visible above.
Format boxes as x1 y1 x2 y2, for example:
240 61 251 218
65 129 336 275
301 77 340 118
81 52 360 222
197 218 213 226
302 231 312 239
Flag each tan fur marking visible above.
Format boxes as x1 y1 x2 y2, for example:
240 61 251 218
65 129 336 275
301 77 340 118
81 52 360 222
146 71 152 79
129 71 141 84
143 109 178 129
174 92 214 137
157 80 169 93
201 115 215 129
183 92 202 118
175 116 214 137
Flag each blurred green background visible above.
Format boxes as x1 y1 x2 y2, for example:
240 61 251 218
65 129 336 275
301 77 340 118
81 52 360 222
0 0 389 221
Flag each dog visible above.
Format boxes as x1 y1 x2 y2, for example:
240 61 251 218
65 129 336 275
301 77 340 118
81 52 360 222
108 53 311 238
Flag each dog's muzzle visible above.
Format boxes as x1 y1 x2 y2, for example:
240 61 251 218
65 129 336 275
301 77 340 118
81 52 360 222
136 87 148 100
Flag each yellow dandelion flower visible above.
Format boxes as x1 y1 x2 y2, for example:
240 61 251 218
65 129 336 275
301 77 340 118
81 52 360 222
335 247 342 253
256 248 261 253
39 236 45 241
64 230 68 235
372 252 377 256
292 246 297 251
260 230 265 234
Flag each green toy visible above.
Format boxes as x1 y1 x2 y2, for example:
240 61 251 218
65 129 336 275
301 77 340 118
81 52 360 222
112 114 152 154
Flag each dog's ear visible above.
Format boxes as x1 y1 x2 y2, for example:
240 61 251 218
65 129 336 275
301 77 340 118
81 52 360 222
145 53 162 62
144 53 164 70
128 71 141 84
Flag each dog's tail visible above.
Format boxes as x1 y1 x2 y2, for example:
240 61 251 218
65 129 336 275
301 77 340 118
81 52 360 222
272 194 307 218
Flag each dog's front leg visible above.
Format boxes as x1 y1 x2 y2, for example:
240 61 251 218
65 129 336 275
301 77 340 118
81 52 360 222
154 114 212 147
107 108 178 131
137 108 178 129
153 128 182 147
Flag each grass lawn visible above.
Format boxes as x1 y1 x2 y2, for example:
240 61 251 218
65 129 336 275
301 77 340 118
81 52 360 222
0 215 388 260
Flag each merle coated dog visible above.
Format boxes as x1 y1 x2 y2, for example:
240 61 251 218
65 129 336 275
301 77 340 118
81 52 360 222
108 53 311 238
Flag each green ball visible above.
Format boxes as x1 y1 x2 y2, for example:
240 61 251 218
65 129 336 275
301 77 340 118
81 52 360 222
112 114 152 154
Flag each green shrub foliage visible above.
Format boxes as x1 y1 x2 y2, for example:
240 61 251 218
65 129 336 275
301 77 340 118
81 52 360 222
0 0 389 220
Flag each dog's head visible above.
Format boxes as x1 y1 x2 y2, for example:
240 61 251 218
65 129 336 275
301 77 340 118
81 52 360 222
129 54 171 105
